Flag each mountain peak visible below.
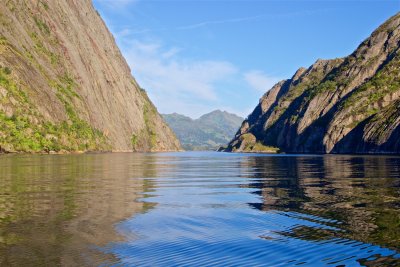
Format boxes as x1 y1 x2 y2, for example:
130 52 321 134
163 111 243 150
224 12 400 154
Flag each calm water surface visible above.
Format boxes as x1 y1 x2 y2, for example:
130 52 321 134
0 152 399 266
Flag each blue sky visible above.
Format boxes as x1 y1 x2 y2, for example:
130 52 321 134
93 0 399 118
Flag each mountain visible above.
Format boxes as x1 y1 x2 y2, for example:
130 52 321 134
163 110 243 150
0 0 180 153
224 13 400 154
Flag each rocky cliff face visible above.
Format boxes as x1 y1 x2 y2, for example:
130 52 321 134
0 0 181 152
225 13 400 154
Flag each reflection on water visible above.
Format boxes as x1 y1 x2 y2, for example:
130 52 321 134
247 156 400 250
0 153 156 266
0 152 399 266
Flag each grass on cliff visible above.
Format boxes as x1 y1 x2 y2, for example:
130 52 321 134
339 51 400 128
0 8 110 153
50 74 110 151
0 66 109 153
239 133 280 153
33 16 50 35
267 61 340 127
131 89 158 151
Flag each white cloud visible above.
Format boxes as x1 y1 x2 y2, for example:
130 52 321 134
244 70 280 93
124 40 238 104
118 39 280 118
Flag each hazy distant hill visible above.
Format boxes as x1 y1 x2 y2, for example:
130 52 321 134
163 110 243 150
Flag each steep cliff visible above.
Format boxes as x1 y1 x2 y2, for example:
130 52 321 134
0 0 181 152
225 13 400 154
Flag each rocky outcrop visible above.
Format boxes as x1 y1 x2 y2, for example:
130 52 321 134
0 0 181 152
225 13 400 154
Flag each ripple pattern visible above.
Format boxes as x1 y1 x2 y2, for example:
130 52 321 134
103 152 400 266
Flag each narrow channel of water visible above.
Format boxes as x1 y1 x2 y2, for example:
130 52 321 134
0 152 399 266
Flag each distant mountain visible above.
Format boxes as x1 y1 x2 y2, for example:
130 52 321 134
163 110 243 150
224 13 400 154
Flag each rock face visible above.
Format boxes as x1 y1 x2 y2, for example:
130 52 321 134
225 13 400 154
163 110 243 150
0 0 181 152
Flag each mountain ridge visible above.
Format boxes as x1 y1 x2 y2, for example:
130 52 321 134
224 12 400 154
163 110 243 151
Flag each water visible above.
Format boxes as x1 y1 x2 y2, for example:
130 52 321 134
0 152 399 266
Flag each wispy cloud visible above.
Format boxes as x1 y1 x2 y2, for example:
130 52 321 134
94 0 138 9
244 70 280 93
120 39 280 117
123 40 237 108
176 15 264 30
126 15 263 34
125 9 334 35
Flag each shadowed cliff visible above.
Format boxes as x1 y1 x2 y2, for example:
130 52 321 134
224 12 400 154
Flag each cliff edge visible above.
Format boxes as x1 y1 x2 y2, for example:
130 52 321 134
224 13 400 154
0 0 181 152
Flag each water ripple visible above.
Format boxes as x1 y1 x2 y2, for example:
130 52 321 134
1 152 399 266
100 153 400 266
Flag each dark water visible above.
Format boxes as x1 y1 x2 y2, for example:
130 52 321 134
0 152 399 266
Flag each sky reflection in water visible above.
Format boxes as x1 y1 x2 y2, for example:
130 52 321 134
103 152 400 266
0 152 399 266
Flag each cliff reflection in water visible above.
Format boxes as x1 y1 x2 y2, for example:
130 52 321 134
0 153 157 266
0 153 399 266
246 156 400 251
105 153 399 266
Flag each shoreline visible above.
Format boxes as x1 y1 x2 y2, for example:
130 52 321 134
0 149 185 155
0 149 399 156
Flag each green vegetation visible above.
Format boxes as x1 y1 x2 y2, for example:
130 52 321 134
0 66 109 153
39 0 49 11
0 35 7 45
0 10 111 153
50 74 80 101
339 52 400 129
0 65 29 104
309 80 337 98
30 32 59 66
0 105 49 152
33 16 50 35
290 114 299 124
3 67 11 75
131 134 138 147
143 99 158 148
273 105 287 114
267 60 342 127
50 74 109 151
225 15 400 154
363 102 400 141
240 133 280 153
131 90 159 151
5 1 17 12
249 142 280 153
